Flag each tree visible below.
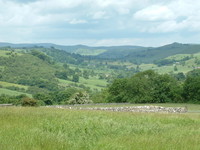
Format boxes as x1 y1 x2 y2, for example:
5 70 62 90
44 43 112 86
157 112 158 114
183 69 200 103
174 65 178 71
174 72 186 81
63 63 69 69
31 50 53 64
107 70 182 103
91 89 109 103
68 91 92 104
21 97 38 106
152 74 183 103
50 88 77 104
83 70 89 79
107 78 128 102
33 93 53 105
72 74 79 82
55 70 68 80
127 70 157 103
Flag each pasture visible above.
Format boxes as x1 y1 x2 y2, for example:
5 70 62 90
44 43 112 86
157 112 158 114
58 76 107 91
0 81 28 90
0 88 31 97
0 104 199 150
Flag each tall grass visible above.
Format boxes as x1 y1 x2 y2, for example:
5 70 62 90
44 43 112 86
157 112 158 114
0 107 199 150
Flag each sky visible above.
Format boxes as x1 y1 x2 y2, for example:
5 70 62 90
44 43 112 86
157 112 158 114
0 0 200 46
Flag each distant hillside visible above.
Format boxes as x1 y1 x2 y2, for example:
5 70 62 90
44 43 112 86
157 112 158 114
94 46 145 59
0 42 55 48
1 42 200 64
0 42 145 56
1 42 200 99
123 43 200 64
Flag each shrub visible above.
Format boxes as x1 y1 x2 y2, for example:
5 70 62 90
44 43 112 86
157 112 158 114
21 97 38 107
68 91 92 104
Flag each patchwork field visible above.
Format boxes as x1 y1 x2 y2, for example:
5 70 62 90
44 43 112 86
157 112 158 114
0 104 199 150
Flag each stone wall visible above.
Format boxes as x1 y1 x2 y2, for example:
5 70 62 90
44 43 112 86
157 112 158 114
0 104 13 107
50 105 188 113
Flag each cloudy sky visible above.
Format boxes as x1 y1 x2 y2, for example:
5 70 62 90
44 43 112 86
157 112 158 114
0 0 200 46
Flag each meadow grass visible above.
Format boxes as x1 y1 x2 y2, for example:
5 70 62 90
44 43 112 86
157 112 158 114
0 106 199 150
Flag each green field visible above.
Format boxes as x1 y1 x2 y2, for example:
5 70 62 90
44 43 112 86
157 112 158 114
0 81 28 90
74 49 107 56
0 106 199 150
0 88 31 97
0 50 23 57
58 77 107 90
0 50 10 57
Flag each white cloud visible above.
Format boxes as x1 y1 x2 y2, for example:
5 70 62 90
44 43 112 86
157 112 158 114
0 0 200 46
118 8 130 15
92 11 107 19
148 21 186 33
69 19 87 24
133 0 200 33
133 5 175 21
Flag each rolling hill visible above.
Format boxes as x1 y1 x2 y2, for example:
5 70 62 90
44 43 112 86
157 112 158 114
1 42 200 64
1 42 200 98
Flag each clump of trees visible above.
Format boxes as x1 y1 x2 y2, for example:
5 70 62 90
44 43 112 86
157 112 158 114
0 94 40 106
1 69 200 105
104 70 200 104
182 69 200 103
0 88 92 106
33 88 78 105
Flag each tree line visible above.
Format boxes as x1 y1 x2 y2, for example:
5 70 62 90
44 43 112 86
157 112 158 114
1 69 200 106
105 69 200 104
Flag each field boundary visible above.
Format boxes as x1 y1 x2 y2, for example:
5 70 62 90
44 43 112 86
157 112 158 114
48 105 188 113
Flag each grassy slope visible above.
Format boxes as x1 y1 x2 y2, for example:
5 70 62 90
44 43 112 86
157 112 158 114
0 50 10 57
1 46 200 97
124 43 200 63
0 107 199 150
0 81 28 90
74 48 107 56
58 76 107 90
0 51 56 96
0 88 32 97
138 52 200 74
0 50 23 57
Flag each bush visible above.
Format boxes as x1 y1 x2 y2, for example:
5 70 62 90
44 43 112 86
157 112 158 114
68 91 92 104
90 89 109 103
21 97 38 107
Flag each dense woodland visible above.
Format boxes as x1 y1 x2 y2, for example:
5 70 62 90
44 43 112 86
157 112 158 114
0 42 200 105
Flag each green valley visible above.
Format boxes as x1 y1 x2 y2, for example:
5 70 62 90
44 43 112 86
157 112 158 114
0 42 200 105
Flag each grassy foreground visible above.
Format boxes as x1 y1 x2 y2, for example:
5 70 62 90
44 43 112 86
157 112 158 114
0 107 200 150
